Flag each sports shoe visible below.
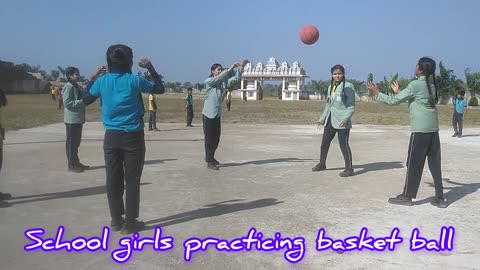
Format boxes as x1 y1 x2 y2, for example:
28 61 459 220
110 217 125 231
120 219 145 235
430 197 447 208
207 163 219 170
339 169 354 177
76 163 90 170
388 194 413 206
312 163 326 172
68 166 84 173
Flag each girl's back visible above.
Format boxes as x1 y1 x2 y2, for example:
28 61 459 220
406 76 439 133
90 72 153 131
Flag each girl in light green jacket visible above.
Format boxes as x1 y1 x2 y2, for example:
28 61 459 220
312 65 356 177
367 57 446 208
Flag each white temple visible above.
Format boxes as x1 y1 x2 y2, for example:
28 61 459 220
238 57 308 101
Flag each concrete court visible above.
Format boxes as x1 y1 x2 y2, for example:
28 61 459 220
0 122 479 270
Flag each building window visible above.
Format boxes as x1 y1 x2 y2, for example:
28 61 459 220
248 92 254 97
285 92 291 98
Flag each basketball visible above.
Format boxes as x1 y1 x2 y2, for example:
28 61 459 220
300 25 319 45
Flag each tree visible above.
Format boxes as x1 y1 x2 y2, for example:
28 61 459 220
57 66 66 78
12 63 47 79
435 61 457 104
15 63 34 73
464 68 480 97
377 73 398 96
276 84 282 99
39 70 47 78
308 80 329 99
308 80 321 98
349 79 367 97
31 65 42 73
50 70 60 80
261 83 280 97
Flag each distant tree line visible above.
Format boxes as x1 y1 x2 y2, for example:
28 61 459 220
306 62 480 104
2 59 479 103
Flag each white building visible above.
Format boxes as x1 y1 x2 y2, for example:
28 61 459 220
238 57 308 101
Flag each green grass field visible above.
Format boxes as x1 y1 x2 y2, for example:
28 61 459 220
3 94 479 130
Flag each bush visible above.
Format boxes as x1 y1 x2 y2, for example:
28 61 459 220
468 97 478 106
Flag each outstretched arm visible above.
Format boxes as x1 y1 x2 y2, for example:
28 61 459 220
83 66 106 106
367 81 414 105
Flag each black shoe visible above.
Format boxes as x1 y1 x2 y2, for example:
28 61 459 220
0 201 11 208
312 163 326 172
339 169 354 177
451 133 458 137
212 158 220 165
0 192 12 200
76 163 90 170
187 124 193 127
388 194 413 206
68 166 84 173
120 219 145 235
207 163 219 170
431 197 447 208
110 217 125 231
148 128 153 131
153 128 160 131
457 134 462 138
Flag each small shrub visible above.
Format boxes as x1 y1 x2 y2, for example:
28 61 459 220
468 97 478 106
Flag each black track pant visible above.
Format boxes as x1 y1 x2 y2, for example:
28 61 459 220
203 115 221 163
402 132 443 199
319 118 353 170
104 130 145 220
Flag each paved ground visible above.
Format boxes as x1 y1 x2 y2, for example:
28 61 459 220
0 122 479 270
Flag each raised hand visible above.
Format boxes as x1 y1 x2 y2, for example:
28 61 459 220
138 58 152 69
90 66 107 81
390 81 400 94
229 62 241 70
367 81 380 95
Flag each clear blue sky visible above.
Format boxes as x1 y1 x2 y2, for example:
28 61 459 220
1 0 478 84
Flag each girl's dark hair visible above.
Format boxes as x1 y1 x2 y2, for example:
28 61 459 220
0 88 7 107
458 90 466 96
209 63 222 77
107 44 134 73
65 67 80 84
417 57 437 107
329 64 346 97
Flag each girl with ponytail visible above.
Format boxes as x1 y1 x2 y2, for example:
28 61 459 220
367 57 446 208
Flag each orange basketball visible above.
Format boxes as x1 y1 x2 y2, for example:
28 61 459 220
300 25 319 45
